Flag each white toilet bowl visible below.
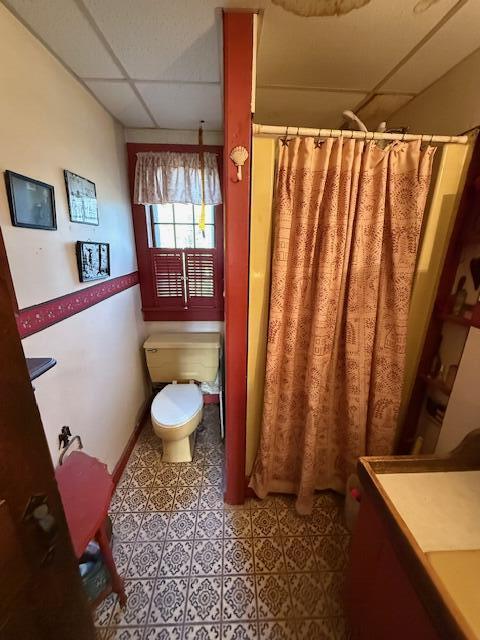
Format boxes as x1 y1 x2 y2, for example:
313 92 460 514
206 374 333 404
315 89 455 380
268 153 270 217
151 383 203 463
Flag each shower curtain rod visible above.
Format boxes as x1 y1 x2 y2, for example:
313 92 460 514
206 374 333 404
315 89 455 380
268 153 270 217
252 123 469 144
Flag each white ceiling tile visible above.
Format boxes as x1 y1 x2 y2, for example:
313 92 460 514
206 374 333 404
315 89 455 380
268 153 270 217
84 80 154 127
356 94 414 130
255 87 367 128
381 1 480 94
4 0 123 78
83 0 224 81
257 0 458 91
136 82 222 130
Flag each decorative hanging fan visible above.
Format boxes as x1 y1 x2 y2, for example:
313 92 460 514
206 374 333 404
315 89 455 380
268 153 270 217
271 0 371 17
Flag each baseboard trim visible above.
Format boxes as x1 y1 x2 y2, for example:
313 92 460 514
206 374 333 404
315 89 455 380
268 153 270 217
112 394 152 487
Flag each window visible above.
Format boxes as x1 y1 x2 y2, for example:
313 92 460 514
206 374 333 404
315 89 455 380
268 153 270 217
143 202 223 320
127 143 224 322
150 204 215 250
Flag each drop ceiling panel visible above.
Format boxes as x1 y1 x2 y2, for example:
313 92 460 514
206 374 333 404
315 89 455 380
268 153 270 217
83 0 223 82
255 87 367 129
84 80 154 127
136 82 222 130
356 94 415 130
382 1 480 94
257 0 458 91
4 0 122 78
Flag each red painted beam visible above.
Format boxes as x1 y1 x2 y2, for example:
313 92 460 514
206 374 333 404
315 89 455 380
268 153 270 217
223 10 254 504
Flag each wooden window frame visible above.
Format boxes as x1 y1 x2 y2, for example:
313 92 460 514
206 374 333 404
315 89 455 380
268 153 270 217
127 143 224 321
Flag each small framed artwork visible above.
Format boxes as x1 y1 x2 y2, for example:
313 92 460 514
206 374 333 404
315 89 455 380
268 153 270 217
64 170 99 225
76 241 110 282
4 170 56 230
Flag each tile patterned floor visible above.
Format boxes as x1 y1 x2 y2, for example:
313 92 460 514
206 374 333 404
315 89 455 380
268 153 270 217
95 405 351 639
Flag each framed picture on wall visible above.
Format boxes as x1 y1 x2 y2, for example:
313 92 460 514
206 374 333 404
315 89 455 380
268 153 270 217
76 241 110 282
64 170 99 225
4 170 56 230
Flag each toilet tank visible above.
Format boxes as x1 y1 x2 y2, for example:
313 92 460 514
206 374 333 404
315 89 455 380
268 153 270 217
143 332 221 383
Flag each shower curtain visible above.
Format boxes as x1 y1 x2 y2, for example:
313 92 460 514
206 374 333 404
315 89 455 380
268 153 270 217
249 136 435 514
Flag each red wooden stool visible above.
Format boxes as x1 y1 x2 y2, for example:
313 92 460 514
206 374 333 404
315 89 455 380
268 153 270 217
55 451 126 607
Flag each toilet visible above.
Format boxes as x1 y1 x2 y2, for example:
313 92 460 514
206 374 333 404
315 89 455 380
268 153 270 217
143 332 220 463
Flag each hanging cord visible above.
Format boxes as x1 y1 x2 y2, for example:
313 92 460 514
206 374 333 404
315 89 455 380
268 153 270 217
198 121 206 237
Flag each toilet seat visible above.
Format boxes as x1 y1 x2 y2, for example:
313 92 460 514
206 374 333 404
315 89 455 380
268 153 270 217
151 383 203 428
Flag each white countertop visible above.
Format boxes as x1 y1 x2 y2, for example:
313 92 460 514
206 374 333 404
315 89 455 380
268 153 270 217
378 470 480 552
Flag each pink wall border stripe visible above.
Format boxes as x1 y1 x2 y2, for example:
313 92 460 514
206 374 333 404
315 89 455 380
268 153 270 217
17 272 139 338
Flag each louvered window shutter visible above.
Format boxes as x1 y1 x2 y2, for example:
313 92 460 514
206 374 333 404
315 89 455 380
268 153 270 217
151 250 185 308
185 250 218 309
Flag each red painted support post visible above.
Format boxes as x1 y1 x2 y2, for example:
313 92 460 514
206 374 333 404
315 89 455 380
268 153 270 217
222 10 255 504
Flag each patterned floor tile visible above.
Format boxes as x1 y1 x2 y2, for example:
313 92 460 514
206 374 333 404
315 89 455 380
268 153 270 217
186 576 222 622
110 579 154 626
289 573 330 619
253 536 285 573
104 627 144 640
222 575 256 622
100 406 350 639
112 512 143 542
223 538 254 574
282 536 316 572
296 618 337 640
251 508 279 537
127 542 163 578
247 495 276 510
258 620 297 640
143 627 182 640
130 467 157 489
173 485 200 511
148 578 188 625
202 465 224 486
224 510 251 538
121 488 151 513
94 593 116 627
138 512 170 542
312 536 349 571
195 510 223 539
256 574 293 619
322 571 346 617
184 623 221 639
159 540 193 577
276 508 309 536
154 465 180 487
167 510 197 540
306 509 336 536
178 465 203 487
222 622 258 639
199 486 224 510
147 487 176 511
191 539 222 575
112 542 133 576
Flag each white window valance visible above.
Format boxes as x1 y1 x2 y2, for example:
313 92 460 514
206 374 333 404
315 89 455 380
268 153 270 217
134 151 222 206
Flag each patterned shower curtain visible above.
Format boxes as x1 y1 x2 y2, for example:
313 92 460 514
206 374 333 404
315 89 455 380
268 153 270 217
250 136 435 514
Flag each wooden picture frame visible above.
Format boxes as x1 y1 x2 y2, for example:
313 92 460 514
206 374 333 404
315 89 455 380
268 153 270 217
76 241 110 282
4 170 56 230
64 170 99 225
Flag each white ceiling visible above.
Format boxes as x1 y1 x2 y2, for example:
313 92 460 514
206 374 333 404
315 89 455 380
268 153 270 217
3 0 480 131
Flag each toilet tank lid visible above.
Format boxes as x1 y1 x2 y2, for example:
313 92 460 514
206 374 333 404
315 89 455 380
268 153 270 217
144 332 221 350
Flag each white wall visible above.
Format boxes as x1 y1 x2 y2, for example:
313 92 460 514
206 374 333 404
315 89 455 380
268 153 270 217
389 48 480 135
0 5 148 469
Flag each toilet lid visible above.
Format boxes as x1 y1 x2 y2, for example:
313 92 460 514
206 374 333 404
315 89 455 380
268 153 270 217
151 384 203 427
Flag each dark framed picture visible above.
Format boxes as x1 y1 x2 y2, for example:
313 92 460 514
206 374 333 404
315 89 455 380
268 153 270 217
64 170 99 225
4 170 56 230
76 241 110 282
